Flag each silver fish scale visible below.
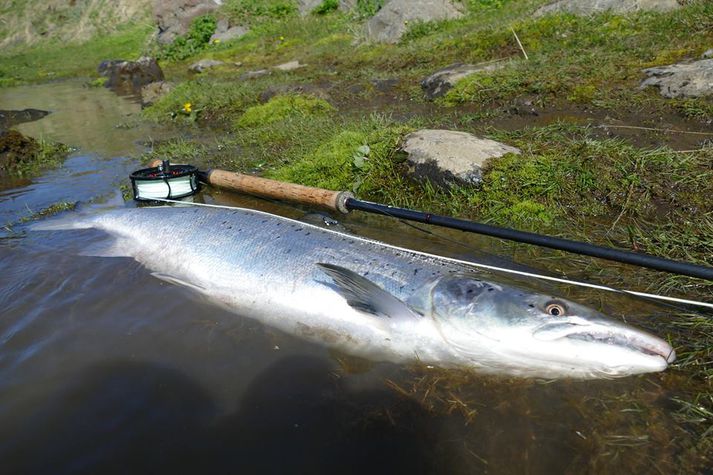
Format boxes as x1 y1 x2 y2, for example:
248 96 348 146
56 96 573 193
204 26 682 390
95 206 475 300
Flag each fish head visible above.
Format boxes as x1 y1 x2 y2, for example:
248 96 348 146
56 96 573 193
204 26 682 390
416 274 675 378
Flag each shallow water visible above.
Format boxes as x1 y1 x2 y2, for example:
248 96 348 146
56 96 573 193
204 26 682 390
0 81 710 474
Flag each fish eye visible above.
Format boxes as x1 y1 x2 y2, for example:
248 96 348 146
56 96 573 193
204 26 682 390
545 302 567 317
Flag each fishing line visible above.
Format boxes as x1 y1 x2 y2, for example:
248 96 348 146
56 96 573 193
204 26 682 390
148 197 713 310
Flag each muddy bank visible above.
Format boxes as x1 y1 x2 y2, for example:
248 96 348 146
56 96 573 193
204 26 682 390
0 108 50 131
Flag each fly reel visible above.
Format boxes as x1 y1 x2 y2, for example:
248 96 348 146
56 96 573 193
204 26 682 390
130 160 200 201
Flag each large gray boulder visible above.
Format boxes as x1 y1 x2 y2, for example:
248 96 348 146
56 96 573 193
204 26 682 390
535 0 680 16
99 57 164 94
154 0 221 44
641 60 713 98
421 62 508 100
366 0 463 44
402 129 521 186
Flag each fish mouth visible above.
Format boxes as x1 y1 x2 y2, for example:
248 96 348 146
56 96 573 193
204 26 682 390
566 328 676 363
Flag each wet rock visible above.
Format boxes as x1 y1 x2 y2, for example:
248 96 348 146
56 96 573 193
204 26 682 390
703 49 713 60
240 69 271 80
273 60 306 72
641 59 713 98
0 130 39 176
210 23 248 43
189 59 225 73
402 129 521 187
154 0 221 44
0 109 50 131
99 57 165 94
259 84 331 103
535 0 680 15
140 81 175 107
366 0 463 44
421 62 507 100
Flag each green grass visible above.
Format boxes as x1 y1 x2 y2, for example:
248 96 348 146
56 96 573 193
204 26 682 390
236 94 334 127
0 23 154 85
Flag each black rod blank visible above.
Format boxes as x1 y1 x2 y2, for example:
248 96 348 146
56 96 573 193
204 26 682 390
345 198 713 281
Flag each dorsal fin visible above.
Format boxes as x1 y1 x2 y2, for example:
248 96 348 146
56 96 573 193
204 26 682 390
316 263 421 321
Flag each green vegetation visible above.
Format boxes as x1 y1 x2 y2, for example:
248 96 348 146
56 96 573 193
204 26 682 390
157 15 217 61
0 23 153 85
221 0 297 26
313 0 339 15
236 94 334 127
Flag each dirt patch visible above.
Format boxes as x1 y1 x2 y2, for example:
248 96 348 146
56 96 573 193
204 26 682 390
0 130 40 176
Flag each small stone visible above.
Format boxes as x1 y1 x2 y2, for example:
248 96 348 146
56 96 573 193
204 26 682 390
703 49 713 59
421 62 508 100
210 25 248 43
402 129 521 187
273 60 305 72
641 59 713 98
140 81 174 107
240 69 271 80
189 59 225 73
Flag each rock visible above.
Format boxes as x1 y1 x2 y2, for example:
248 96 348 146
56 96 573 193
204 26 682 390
297 0 324 15
421 62 507 100
210 25 248 43
641 59 713 98
535 0 680 16
703 49 713 59
189 59 225 73
100 57 164 94
402 129 521 186
339 0 358 11
273 60 306 72
259 84 331 103
0 130 39 176
366 0 463 44
140 81 175 107
0 109 50 132
371 78 400 93
240 69 271 80
154 0 221 44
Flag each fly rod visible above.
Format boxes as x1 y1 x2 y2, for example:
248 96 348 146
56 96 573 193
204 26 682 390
146 160 713 281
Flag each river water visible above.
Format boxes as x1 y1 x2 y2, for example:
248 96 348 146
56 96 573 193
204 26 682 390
0 81 709 474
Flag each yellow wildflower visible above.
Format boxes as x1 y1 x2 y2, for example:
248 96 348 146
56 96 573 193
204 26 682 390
213 38 221 44
182 102 192 113
279 36 285 41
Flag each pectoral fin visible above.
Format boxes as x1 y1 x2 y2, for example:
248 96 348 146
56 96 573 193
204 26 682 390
316 263 421 321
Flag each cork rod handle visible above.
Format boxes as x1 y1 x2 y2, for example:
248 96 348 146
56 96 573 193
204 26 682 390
147 160 353 213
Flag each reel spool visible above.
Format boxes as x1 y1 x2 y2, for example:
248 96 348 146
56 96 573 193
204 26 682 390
130 160 200 201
